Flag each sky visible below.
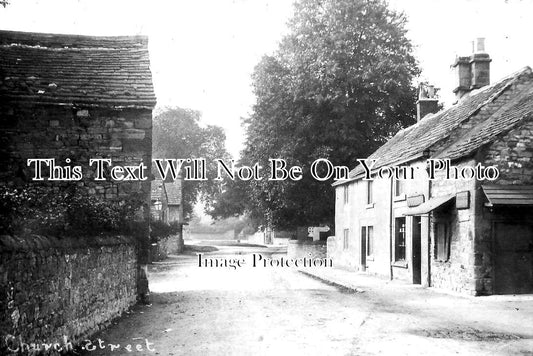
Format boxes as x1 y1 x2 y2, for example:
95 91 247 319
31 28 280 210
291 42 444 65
1 0 532 158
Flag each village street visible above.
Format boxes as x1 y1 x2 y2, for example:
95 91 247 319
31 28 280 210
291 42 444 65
81 243 533 356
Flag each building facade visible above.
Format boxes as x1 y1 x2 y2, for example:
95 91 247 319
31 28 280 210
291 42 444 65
330 40 533 295
0 30 157 297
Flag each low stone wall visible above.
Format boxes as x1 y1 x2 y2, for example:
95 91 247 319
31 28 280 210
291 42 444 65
287 240 327 259
187 230 236 241
0 234 138 353
151 233 183 262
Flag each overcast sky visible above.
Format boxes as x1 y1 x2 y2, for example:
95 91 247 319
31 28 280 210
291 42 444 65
1 0 532 157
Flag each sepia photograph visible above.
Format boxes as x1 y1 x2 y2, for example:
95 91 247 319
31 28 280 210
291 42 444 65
0 0 532 355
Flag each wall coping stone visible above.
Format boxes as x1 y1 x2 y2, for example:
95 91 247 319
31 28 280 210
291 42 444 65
0 234 137 251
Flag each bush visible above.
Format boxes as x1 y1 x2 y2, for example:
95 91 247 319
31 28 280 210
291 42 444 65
150 220 181 243
0 184 143 237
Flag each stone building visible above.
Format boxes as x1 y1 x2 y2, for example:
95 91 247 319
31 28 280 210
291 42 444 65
0 30 155 195
329 39 533 295
150 178 185 256
0 30 156 295
151 178 184 224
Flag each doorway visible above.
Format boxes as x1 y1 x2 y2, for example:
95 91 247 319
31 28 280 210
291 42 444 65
412 216 422 284
494 222 533 294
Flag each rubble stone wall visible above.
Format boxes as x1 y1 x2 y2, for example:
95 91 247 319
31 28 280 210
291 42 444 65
0 103 152 203
0 234 138 353
429 159 478 295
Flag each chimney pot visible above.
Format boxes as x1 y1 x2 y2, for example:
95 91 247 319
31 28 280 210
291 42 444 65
452 38 491 101
474 38 486 53
417 82 439 122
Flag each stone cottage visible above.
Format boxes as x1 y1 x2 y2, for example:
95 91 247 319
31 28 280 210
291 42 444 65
0 30 155 195
329 39 533 295
150 178 185 256
151 178 184 224
0 30 156 350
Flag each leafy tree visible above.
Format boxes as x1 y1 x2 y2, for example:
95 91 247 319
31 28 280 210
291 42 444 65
230 0 420 228
153 107 230 219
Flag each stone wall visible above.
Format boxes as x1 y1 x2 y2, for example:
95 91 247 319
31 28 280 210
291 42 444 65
0 104 152 202
0 102 152 289
151 232 184 262
0 234 138 353
429 159 478 295
472 118 533 294
287 240 327 260
482 118 533 184
186 230 236 241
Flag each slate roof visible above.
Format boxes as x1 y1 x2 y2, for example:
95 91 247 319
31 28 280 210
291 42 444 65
334 66 533 186
150 179 182 206
0 30 156 108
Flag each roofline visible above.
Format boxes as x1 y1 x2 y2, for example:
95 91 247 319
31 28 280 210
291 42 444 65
0 29 149 46
0 97 157 109
334 65 533 189
332 152 426 187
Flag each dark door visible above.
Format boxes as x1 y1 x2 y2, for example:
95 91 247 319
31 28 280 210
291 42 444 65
494 222 533 294
412 216 422 284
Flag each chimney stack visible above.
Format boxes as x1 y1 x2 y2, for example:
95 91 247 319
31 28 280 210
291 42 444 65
452 38 491 101
417 82 439 122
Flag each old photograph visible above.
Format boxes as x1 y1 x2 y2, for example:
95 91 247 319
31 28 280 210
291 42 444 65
0 0 532 355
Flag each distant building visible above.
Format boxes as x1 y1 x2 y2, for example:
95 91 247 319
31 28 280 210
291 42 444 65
330 39 533 295
151 178 184 225
150 178 184 256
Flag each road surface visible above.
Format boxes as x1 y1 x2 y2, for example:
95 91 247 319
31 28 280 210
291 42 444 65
80 242 533 356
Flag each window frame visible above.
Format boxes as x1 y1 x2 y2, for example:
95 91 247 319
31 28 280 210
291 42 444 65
343 228 349 250
343 185 349 205
394 178 404 197
394 217 406 262
362 225 374 258
434 222 451 262
366 180 373 205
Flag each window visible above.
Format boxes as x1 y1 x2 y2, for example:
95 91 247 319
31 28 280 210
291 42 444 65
343 229 349 249
367 180 373 204
362 226 374 257
434 222 451 261
343 185 349 204
395 217 406 261
395 178 404 197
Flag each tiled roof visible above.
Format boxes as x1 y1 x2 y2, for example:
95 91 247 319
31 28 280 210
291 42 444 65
164 180 182 206
438 82 533 160
0 30 156 108
334 66 533 185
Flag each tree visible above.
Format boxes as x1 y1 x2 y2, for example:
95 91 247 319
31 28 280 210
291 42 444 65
153 107 230 219
233 0 420 228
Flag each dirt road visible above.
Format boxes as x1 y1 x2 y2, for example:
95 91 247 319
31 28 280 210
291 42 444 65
81 244 533 356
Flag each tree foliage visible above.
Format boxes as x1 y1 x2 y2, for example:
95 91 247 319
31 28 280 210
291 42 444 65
153 107 229 220
224 0 420 228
